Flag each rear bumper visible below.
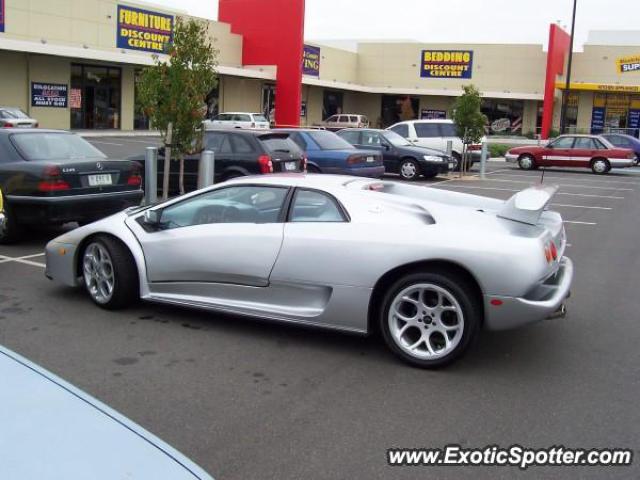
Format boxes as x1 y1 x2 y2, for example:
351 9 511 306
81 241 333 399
8 190 143 225
484 257 574 331
324 165 385 179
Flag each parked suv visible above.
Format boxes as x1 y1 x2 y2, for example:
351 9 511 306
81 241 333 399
131 130 305 195
203 112 270 130
319 114 370 132
387 119 484 170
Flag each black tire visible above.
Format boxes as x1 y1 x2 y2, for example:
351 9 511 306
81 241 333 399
0 196 24 245
518 154 536 170
450 152 462 172
81 236 139 310
399 158 421 181
591 158 610 175
379 271 481 368
307 164 321 174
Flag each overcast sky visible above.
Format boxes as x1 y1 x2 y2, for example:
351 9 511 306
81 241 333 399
146 0 639 48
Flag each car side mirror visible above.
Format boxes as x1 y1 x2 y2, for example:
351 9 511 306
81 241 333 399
143 209 161 226
383 143 391 151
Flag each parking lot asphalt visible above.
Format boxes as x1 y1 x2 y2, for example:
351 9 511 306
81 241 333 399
86 135 163 159
1 161 639 479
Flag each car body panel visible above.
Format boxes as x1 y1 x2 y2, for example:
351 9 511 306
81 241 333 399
46 174 573 333
506 135 635 169
600 133 640 163
0 345 213 480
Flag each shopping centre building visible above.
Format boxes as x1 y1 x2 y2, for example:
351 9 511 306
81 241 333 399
1 0 639 138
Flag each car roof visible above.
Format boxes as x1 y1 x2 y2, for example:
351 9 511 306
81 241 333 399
205 129 286 136
218 112 262 115
393 119 454 125
0 128 71 135
227 173 361 189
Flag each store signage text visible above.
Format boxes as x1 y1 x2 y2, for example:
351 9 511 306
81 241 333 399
420 109 447 120
556 82 640 93
31 83 68 108
617 55 640 74
0 0 5 33
117 5 174 54
303 45 321 77
420 50 473 79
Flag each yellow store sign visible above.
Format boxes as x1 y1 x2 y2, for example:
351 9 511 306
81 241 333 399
617 55 640 74
556 82 640 93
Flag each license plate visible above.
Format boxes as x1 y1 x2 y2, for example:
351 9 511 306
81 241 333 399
284 162 297 172
366 156 375 163
88 174 112 186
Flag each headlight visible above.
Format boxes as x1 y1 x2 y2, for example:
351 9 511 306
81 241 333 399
424 155 445 162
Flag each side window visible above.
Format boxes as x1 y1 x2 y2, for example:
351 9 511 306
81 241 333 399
349 116 358 123
549 137 575 149
389 124 409 138
205 133 232 154
159 186 289 229
362 131 381 145
574 137 596 150
339 130 361 144
414 123 441 138
325 116 337 123
609 136 630 147
231 135 255 154
216 114 232 122
439 123 458 137
594 139 609 149
235 114 252 122
290 189 346 223
338 116 347 123
290 133 308 150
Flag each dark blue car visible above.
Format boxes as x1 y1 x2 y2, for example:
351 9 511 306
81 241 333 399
601 133 640 166
280 129 385 178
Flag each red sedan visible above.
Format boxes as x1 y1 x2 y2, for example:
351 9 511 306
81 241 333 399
506 134 635 175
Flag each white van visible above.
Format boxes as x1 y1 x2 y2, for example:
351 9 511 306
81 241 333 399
203 112 270 130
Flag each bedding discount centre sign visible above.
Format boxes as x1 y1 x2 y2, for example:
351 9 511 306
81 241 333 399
117 5 174 54
420 50 474 79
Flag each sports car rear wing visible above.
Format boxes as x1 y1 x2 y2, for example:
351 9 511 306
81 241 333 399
498 185 559 225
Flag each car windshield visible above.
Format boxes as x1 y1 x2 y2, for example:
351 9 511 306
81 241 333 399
307 131 354 150
11 133 106 161
260 135 300 154
253 114 268 122
383 130 411 147
0 108 29 119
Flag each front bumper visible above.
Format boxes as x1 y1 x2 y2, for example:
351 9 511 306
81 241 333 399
484 257 574 331
609 158 634 168
421 160 450 174
45 240 81 286
8 190 143 225
505 153 519 163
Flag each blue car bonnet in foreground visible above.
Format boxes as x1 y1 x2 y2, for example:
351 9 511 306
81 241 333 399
0 346 214 480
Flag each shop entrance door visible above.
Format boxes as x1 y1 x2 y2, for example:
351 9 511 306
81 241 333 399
71 64 122 130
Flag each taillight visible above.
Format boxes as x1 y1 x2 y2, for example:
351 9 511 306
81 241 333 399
127 174 142 187
39 165 70 192
258 155 274 174
347 155 365 165
544 240 559 263
3 123 14 128
468 144 481 151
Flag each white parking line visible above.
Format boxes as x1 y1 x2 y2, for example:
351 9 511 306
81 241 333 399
551 204 612 210
0 253 46 268
435 184 624 199
479 177 634 191
563 221 597 225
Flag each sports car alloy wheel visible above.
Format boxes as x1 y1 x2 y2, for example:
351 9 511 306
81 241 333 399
388 283 464 361
400 160 419 180
83 242 115 304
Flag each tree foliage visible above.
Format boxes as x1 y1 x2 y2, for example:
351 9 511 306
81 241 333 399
452 85 487 145
137 17 218 196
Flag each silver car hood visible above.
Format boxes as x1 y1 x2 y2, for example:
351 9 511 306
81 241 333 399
0 346 213 480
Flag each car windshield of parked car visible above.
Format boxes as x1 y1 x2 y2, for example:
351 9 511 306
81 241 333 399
11 133 106 160
0 108 29 119
383 131 411 147
260 136 300 154
253 114 268 123
307 131 354 150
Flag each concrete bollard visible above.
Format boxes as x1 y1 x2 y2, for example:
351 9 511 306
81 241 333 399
480 142 488 179
144 147 158 205
198 150 215 189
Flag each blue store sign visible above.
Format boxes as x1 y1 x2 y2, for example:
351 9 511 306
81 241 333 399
31 83 68 108
117 5 174 54
590 107 605 133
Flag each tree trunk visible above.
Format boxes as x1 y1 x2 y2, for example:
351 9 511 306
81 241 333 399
179 153 185 196
162 123 173 201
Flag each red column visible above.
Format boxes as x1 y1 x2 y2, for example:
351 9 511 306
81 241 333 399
219 0 305 127
541 25 571 139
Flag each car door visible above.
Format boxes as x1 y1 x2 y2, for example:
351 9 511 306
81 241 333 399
571 137 599 168
541 136 575 167
128 185 290 297
359 130 395 170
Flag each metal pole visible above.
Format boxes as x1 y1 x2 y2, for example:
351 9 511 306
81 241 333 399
480 141 488 179
559 0 578 135
446 140 453 175
144 147 158 205
198 150 215 189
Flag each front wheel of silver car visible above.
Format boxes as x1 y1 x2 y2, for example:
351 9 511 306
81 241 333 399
82 236 138 310
380 271 481 368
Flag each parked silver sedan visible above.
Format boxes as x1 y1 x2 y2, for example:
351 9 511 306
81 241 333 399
45 175 573 368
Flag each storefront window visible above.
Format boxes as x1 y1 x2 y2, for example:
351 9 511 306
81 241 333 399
323 90 344 120
70 64 122 130
381 95 419 127
134 69 149 130
591 93 640 135
481 98 524 135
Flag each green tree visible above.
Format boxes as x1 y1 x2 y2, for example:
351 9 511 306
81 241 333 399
137 17 218 199
452 85 487 174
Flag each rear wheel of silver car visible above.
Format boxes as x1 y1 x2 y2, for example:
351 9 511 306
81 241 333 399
518 154 536 170
591 158 610 175
399 159 420 181
82 236 138 310
380 272 481 368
